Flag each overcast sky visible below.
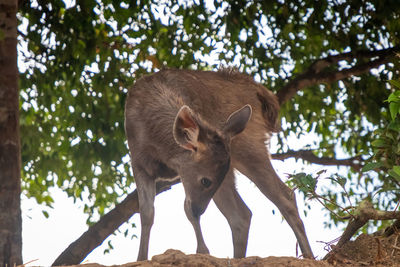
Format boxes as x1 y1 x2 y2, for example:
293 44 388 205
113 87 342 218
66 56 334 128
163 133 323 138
21 134 345 266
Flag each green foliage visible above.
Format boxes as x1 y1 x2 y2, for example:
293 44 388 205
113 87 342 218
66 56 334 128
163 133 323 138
287 170 354 225
362 81 400 188
17 0 400 230
287 172 318 196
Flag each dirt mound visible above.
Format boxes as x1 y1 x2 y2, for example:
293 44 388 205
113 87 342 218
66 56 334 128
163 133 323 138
123 250 330 267
61 232 400 267
325 232 400 266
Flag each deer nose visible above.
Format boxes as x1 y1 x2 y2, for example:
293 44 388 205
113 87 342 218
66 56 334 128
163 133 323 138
191 202 205 218
185 198 207 218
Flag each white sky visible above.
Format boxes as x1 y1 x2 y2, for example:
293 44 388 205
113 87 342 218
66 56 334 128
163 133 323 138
21 135 345 266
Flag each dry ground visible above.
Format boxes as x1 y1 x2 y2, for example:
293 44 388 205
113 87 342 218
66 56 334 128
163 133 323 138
60 232 400 267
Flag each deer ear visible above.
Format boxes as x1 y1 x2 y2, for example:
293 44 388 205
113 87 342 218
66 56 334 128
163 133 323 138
173 105 199 151
223 104 252 138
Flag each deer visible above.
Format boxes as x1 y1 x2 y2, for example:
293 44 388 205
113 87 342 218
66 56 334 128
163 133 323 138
124 68 314 261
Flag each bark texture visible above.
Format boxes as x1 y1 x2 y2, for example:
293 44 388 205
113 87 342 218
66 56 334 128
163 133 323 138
271 150 362 171
276 46 400 105
0 0 23 266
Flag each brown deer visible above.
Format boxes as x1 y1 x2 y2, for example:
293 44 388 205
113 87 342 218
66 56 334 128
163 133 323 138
124 69 314 261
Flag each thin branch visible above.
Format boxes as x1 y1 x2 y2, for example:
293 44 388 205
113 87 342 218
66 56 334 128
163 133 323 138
330 176 354 209
17 29 27 38
312 194 349 220
276 46 400 105
323 200 400 260
271 149 363 170
309 46 400 73
309 191 355 219
394 200 400 213
383 219 400 237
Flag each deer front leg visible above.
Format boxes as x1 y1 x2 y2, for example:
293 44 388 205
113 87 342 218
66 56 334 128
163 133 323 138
134 167 156 261
213 169 252 258
184 199 209 254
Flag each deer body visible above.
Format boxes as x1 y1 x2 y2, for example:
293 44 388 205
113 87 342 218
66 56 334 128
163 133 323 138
125 69 314 261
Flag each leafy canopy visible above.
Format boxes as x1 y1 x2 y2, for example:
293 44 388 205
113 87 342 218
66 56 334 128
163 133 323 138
18 0 400 224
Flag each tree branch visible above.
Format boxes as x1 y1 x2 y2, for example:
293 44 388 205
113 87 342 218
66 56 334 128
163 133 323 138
309 46 400 73
271 150 362 170
276 46 400 105
52 178 180 266
323 200 400 260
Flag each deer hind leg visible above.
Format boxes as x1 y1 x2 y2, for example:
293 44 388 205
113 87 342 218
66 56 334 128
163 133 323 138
232 142 314 259
132 164 156 261
213 168 252 258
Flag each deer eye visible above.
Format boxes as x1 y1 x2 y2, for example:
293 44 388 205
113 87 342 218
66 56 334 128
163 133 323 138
213 136 224 146
201 177 212 188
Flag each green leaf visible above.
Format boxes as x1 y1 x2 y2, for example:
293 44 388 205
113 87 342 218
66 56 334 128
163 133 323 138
387 92 400 102
388 121 400 131
393 166 400 176
389 80 400 89
389 102 400 120
388 169 400 181
42 210 49 218
362 162 383 172
336 176 347 187
290 173 317 193
371 139 387 148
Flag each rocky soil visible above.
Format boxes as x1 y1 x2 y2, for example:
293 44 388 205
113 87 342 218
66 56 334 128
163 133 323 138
60 232 400 267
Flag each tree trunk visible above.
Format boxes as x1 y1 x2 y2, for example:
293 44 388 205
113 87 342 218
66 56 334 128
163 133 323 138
0 0 23 266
